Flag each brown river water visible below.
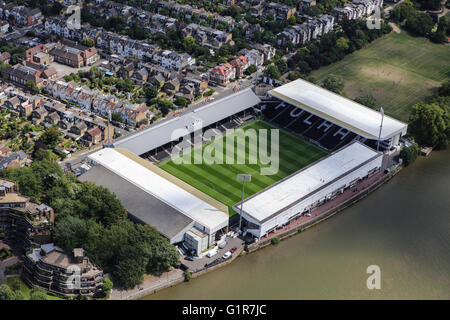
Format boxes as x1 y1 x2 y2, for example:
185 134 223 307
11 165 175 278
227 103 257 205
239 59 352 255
143 149 450 299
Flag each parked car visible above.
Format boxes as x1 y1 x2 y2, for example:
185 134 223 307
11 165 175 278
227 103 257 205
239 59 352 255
230 246 237 253
218 241 227 249
185 256 194 261
222 251 232 260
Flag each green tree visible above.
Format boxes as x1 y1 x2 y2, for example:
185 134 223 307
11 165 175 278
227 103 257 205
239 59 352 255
0 284 14 300
265 64 281 80
40 126 62 149
336 37 349 51
438 79 450 97
408 102 449 149
431 16 448 44
54 216 103 252
30 286 47 300
26 80 40 94
354 93 377 109
405 12 434 37
80 38 95 47
392 0 415 22
111 112 123 123
102 277 113 296
245 64 257 75
321 74 344 94
143 85 159 101
182 36 195 54
400 143 419 166
157 99 173 116
174 97 188 107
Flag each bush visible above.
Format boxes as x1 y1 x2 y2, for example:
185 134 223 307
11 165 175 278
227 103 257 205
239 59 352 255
5 262 22 275
203 89 215 97
184 270 192 282
271 237 280 245
0 247 12 261
400 143 419 166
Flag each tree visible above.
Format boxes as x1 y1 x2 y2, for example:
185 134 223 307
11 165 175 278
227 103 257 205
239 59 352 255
54 216 103 252
245 64 257 75
80 38 94 48
102 277 113 297
321 74 344 94
157 99 173 116
182 36 195 54
0 284 14 300
26 80 39 94
111 112 123 123
408 102 449 149
431 17 448 44
400 143 419 166
392 0 415 22
40 126 62 149
438 79 450 97
405 12 434 37
354 93 377 109
174 97 188 107
30 286 47 300
143 85 158 101
336 37 349 51
265 64 281 80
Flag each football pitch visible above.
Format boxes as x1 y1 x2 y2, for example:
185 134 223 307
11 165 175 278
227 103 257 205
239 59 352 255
159 120 327 216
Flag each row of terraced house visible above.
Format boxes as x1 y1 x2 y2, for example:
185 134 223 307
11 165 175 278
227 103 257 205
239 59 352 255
45 79 152 128
276 0 384 48
44 17 195 71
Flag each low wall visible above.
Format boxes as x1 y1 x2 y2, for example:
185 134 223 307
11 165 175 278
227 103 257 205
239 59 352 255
128 272 185 300
246 166 402 253
191 246 245 278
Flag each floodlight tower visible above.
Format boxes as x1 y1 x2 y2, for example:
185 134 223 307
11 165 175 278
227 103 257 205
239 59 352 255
377 107 384 152
237 174 252 232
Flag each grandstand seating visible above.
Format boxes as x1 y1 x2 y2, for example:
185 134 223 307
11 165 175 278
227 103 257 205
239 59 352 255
261 101 380 151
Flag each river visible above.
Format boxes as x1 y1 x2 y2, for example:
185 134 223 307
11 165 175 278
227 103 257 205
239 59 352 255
143 149 450 299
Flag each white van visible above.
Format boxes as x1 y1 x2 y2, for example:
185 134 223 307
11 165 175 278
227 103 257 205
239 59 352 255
206 249 218 258
218 241 227 249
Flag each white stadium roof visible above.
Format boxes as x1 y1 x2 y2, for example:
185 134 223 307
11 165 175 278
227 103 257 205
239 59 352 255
235 142 381 223
113 87 261 155
268 79 407 140
87 148 228 232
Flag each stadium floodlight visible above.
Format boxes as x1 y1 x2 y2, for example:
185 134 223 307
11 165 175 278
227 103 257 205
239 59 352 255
237 174 252 233
377 107 384 152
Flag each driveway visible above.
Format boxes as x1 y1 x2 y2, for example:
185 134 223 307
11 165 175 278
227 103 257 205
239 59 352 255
180 236 245 273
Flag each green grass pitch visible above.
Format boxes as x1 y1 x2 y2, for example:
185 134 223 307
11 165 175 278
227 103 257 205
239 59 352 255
159 120 328 216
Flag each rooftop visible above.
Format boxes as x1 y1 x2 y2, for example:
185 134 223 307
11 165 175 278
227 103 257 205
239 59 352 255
268 78 407 140
113 88 260 155
82 148 229 237
234 142 382 223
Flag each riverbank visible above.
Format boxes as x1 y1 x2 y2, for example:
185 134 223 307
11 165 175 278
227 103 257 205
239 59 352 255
144 148 449 299
111 162 402 300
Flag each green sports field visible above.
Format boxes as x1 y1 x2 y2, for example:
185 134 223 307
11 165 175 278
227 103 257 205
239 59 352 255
311 31 450 122
159 120 327 216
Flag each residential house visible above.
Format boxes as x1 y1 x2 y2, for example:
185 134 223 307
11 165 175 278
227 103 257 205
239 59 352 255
0 179 53 251
209 63 236 86
23 245 104 297
230 55 250 78
0 51 10 64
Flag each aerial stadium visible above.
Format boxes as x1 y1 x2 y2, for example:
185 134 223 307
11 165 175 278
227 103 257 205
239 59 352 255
80 79 407 253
